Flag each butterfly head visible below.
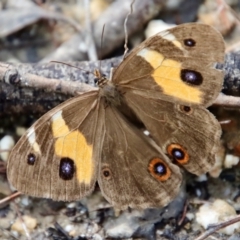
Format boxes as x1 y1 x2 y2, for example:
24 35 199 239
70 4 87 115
94 69 108 88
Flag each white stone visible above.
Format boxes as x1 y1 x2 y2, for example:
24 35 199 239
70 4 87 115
186 212 195 221
21 196 31 207
65 224 74 233
0 135 15 161
196 199 240 235
16 126 26 136
11 215 37 235
224 154 239 168
92 233 103 240
145 20 175 38
196 174 207 182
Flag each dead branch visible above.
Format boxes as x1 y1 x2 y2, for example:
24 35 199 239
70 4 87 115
1 50 240 117
0 57 121 116
195 214 240 240
221 50 240 96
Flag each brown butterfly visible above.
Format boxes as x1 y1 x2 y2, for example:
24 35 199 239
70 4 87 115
7 23 225 210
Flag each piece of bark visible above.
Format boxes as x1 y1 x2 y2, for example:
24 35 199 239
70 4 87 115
0 57 121 116
221 51 240 96
1 50 240 117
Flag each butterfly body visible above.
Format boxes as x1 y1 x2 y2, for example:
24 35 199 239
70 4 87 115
98 77 123 107
7 23 225 210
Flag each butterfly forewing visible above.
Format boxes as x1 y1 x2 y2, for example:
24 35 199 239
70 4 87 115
7 91 104 201
113 23 225 107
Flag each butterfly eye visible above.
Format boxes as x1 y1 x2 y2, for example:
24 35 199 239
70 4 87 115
7 71 20 85
148 158 171 181
102 166 112 180
181 69 203 85
59 158 75 180
27 153 36 165
184 38 196 47
94 78 99 84
167 144 189 165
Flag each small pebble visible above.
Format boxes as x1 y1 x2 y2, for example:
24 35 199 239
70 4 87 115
0 210 15 229
92 233 103 240
11 215 37 235
196 199 240 235
224 154 239 169
196 174 207 182
186 212 195 221
11 230 19 238
66 202 76 208
20 196 32 207
145 20 175 38
65 224 74 233
16 126 27 136
184 222 191 230
0 135 15 161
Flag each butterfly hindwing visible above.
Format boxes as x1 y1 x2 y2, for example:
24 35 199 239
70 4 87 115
97 103 182 210
122 93 221 175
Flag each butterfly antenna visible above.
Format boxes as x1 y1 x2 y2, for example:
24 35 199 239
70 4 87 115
50 61 89 74
98 24 105 77
123 0 135 60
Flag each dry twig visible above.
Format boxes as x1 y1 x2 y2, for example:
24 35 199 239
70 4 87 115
195 215 240 240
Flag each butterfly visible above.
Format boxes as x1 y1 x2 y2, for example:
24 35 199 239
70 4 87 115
7 23 225 210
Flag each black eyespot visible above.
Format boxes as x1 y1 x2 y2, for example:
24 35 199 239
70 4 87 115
181 69 203 85
179 105 192 114
103 170 110 177
148 158 171 181
27 153 36 165
184 38 196 47
102 166 112 180
59 158 75 180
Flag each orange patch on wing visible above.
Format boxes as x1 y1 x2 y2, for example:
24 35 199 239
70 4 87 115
51 111 93 184
153 59 202 104
51 111 69 136
137 48 202 104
